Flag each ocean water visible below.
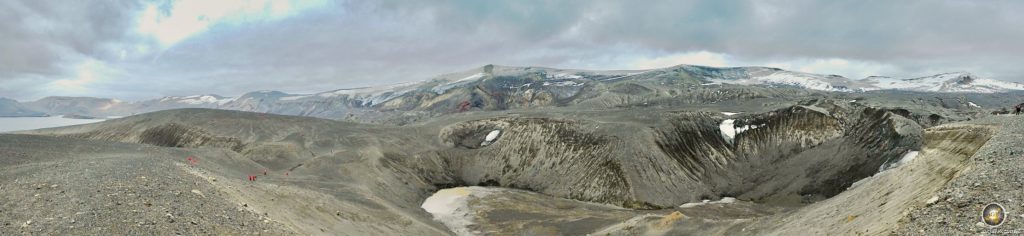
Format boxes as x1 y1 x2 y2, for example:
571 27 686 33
0 116 106 133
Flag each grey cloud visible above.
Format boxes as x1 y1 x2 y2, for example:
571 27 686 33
2 0 1024 101
0 1 142 75
0 1 145 99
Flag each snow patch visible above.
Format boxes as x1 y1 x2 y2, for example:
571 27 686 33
968 102 980 108
900 151 920 164
734 124 762 134
160 94 233 105
421 187 497 236
721 112 739 116
484 130 500 142
455 73 486 83
547 73 583 80
720 119 762 143
541 81 583 86
317 82 417 105
431 73 486 94
481 130 501 146
866 72 1024 93
878 150 920 172
679 197 738 208
705 69 1024 93
850 151 920 190
710 70 856 92
719 119 737 142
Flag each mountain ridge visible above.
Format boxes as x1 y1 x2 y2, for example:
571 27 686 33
3 64 1021 119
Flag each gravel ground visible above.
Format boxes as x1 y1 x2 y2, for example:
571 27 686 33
2 107 1019 235
897 115 1024 235
0 134 293 235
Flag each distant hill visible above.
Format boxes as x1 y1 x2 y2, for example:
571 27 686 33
6 64 1023 122
0 97 45 117
22 96 128 117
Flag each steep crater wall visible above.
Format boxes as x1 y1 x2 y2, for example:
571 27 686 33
55 122 247 152
436 102 924 208
436 118 640 207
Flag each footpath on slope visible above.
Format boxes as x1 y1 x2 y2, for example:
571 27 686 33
896 115 1024 234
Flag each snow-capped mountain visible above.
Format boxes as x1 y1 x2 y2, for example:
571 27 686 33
213 84 423 118
690 66 874 92
157 95 235 105
682 66 1024 93
6 64 1022 120
22 96 131 117
133 94 235 112
861 72 1024 93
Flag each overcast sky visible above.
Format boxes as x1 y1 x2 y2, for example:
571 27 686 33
2 0 1023 101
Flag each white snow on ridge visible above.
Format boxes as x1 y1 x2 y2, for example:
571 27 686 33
710 70 1024 93
161 95 234 105
547 73 583 79
542 81 584 86
432 73 486 94
319 82 417 97
316 82 419 105
865 72 1024 93
455 73 486 83
968 102 980 108
720 119 763 143
863 76 926 91
710 70 860 92
163 81 421 108
679 197 738 208
599 70 656 81
755 72 849 91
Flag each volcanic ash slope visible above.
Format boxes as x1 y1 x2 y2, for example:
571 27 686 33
1 104 1012 235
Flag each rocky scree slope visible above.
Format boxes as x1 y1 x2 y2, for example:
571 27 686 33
21 95 1017 235
11 101 923 224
